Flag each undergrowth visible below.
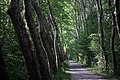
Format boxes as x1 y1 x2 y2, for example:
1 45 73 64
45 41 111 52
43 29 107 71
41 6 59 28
87 67 119 79
52 60 70 80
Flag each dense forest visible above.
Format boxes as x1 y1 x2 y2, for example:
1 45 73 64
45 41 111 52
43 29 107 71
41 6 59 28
0 0 120 80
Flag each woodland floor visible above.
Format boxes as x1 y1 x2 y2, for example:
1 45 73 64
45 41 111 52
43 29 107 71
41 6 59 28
69 60 113 80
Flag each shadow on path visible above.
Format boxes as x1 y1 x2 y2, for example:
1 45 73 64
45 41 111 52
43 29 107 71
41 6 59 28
69 60 111 80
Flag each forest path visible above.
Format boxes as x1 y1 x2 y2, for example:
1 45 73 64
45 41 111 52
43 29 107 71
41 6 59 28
69 60 109 80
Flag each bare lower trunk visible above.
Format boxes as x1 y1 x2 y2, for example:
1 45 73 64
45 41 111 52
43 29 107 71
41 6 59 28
111 27 117 75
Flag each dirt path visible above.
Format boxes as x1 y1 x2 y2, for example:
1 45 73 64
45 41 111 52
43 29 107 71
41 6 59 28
69 60 110 80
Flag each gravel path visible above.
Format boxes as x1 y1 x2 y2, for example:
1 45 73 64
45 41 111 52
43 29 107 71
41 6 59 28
69 60 110 80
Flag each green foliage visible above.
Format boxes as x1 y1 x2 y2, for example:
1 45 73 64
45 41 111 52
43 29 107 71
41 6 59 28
1 0 120 79
88 33 100 53
0 3 26 80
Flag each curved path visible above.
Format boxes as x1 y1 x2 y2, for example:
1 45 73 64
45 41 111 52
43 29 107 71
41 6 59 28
69 60 110 80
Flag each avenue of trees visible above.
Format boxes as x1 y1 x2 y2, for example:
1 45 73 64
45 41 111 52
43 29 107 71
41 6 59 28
0 0 120 80
68 0 120 76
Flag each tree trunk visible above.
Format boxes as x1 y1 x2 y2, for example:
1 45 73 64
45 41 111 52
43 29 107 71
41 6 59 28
109 0 118 75
96 0 108 70
114 0 120 38
24 0 52 79
74 8 80 39
30 0 57 73
111 27 117 75
8 0 40 80
47 0 62 68
40 26 57 73
0 44 9 80
80 0 88 35
7 0 41 80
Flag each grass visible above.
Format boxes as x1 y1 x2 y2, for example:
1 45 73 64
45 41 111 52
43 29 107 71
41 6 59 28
52 60 70 80
76 61 118 79
87 67 119 79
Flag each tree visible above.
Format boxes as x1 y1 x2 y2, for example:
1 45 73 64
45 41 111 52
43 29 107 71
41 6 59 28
24 0 52 79
114 0 120 38
109 0 118 75
7 0 41 79
47 0 62 68
95 0 108 70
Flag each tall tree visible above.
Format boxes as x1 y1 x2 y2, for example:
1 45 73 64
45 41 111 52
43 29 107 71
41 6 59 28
114 0 120 38
24 0 52 79
109 0 118 75
7 0 41 80
31 0 57 73
96 0 108 70
0 43 9 80
80 0 88 35
47 0 61 68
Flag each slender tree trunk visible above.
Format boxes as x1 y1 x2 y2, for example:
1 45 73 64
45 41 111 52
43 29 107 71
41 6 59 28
109 0 118 75
0 44 9 80
7 0 41 80
48 16 58 63
111 27 117 75
40 27 57 73
80 0 88 35
74 1 80 39
24 0 52 79
40 18 57 73
88 0 94 31
47 0 61 68
57 43 64 63
114 0 120 38
59 26 67 61
96 0 108 70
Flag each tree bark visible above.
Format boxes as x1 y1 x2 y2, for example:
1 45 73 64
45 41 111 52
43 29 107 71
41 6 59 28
96 0 108 70
111 27 117 75
109 0 118 75
47 0 62 68
40 25 57 73
24 0 52 79
7 0 41 80
114 0 120 38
